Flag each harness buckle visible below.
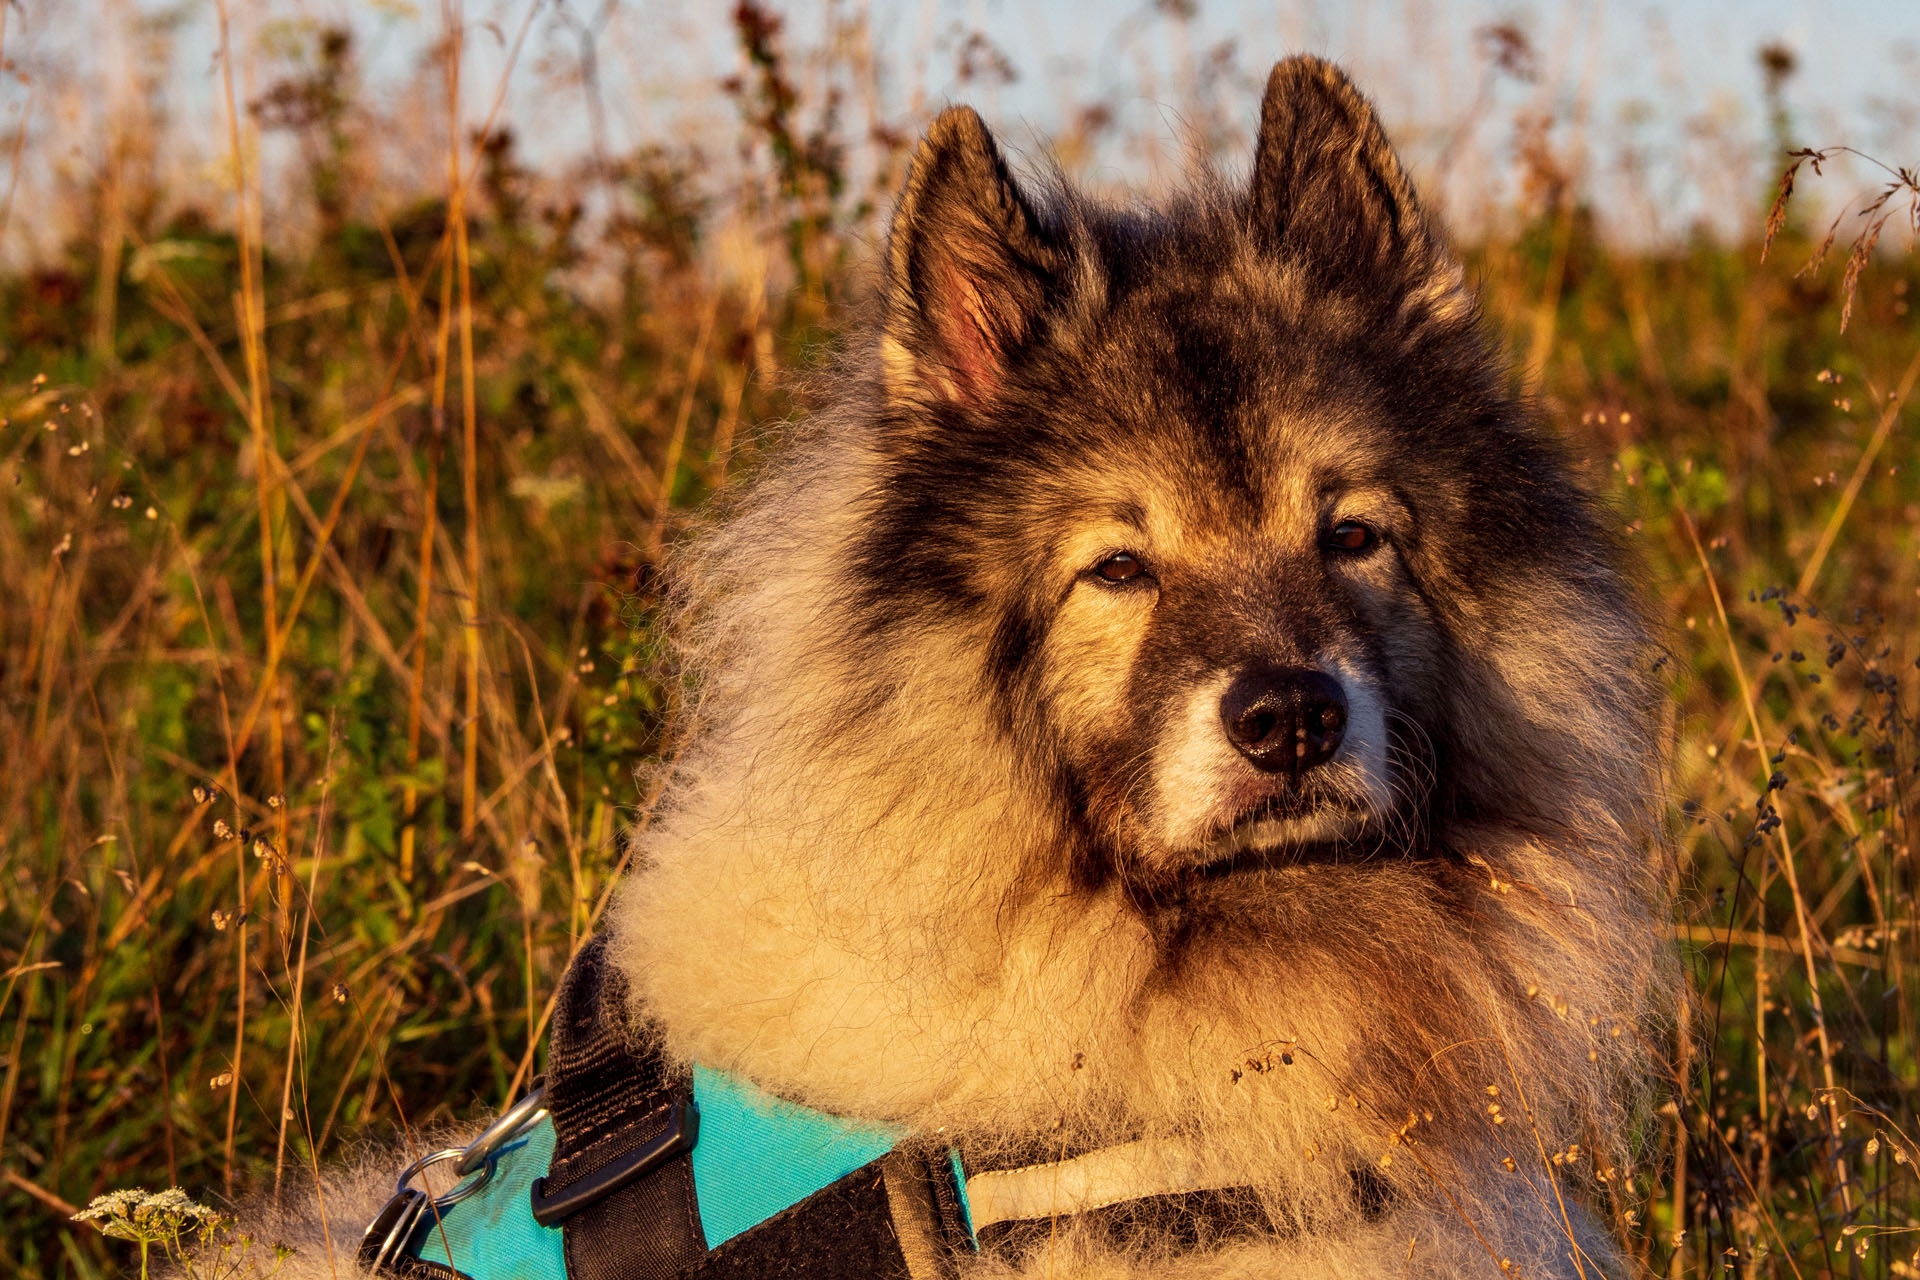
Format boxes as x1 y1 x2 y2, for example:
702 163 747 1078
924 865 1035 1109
528 1094 699 1226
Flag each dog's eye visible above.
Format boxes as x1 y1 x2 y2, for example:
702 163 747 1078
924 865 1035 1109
1094 552 1147 583
1325 520 1377 553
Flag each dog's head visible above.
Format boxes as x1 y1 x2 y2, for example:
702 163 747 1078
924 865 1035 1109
864 58 1660 901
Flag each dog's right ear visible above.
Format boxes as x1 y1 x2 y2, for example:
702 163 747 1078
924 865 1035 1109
882 107 1067 409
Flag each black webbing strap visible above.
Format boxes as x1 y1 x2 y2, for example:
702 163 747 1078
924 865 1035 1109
685 1144 970 1279
974 1186 1273 1258
966 1163 1392 1262
690 1158 909 1278
536 933 706 1280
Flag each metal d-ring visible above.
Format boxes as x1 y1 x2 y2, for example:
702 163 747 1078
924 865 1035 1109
389 1151 491 1212
396 1147 488 1210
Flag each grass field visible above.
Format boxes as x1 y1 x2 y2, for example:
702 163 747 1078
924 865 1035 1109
1 5 1916 1277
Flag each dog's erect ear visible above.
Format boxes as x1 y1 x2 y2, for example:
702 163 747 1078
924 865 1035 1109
882 107 1067 408
1250 57 1447 291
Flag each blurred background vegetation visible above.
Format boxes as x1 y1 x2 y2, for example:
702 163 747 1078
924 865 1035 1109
0 1 1916 1276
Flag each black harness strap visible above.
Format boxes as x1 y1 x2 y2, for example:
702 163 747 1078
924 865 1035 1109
974 1185 1274 1258
878 1145 974 1276
967 1161 1395 1261
683 1144 969 1279
527 934 971 1280
689 1158 909 1278
536 933 705 1280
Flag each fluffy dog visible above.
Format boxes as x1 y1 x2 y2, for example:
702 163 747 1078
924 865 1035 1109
258 55 1671 1280
616 54 1670 1278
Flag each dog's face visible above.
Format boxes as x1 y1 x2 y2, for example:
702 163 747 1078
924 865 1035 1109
1033 363 1432 882
861 62 1621 906
921 304 1450 884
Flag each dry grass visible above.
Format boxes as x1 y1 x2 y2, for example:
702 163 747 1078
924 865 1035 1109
1 5 1915 1277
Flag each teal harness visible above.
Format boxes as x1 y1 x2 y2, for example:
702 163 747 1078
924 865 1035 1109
389 1067 970 1280
359 936 982 1280
360 935 1268 1279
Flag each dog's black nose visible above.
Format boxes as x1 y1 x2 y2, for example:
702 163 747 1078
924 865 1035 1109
1220 666 1348 774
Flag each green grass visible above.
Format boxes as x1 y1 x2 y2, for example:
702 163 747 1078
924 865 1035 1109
2 9 1916 1278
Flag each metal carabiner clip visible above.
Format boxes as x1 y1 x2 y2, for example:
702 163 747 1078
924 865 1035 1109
453 1083 549 1181
359 1085 552 1274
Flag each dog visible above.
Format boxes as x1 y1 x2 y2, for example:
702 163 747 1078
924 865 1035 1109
246 55 1671 1280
